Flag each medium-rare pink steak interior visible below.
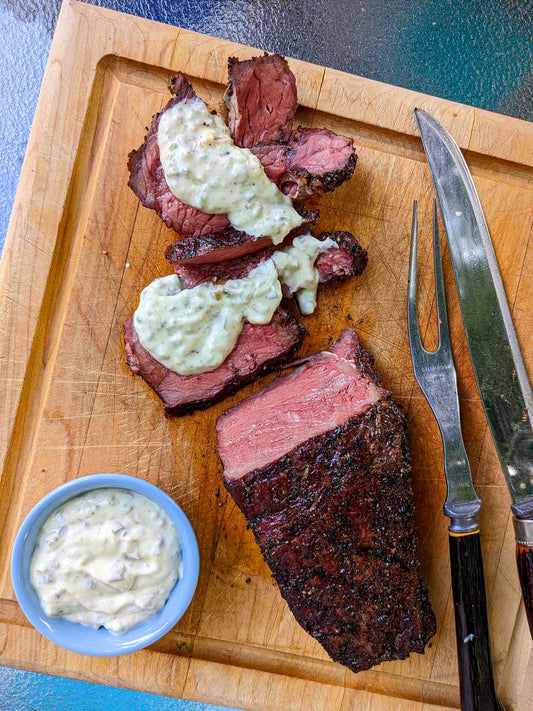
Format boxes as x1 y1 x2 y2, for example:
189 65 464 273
225 54 297 148
217 330 436 673
124 309 305 417
252 128 356 200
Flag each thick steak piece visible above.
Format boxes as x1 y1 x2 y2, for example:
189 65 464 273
173 231 368 296
225 54 297 148
123 309 306 417
216 330 436 673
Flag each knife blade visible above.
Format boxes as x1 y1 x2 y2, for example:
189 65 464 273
414 107 533 636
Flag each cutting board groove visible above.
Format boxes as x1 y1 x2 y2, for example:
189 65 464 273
1 2 532 709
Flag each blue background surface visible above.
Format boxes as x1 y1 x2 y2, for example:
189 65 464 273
1 0 532 708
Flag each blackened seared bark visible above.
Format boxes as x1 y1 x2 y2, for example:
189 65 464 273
217 331 436 673
225 54 297 148
123 309 306 416
224 403 436 672
165 209 318 265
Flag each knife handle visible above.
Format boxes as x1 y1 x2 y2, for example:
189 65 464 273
513 516 533 638
449 529 505 711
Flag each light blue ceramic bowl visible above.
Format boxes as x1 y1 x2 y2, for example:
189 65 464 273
11 473 199 656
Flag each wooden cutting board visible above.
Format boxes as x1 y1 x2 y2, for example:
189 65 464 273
1 1 532 708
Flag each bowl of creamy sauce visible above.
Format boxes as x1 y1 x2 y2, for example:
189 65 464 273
11 474 199 656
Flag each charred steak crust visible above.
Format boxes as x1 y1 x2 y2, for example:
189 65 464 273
164 209 319 266
316 231 368 283
124 310 306 417
224 400 436 673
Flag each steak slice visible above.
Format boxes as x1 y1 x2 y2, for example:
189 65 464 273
129 74 234 238
226 55 356 200
123 309 306 417
153 164 231 237
173 231 368 296
129 70 307 251
252 129 356 200
128 74 196 211
225 54 297 148
217 330 436 673
164 209 317 265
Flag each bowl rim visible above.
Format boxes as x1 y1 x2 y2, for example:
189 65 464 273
11 473 199 656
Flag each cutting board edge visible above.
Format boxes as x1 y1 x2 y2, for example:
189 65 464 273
0 1 531 708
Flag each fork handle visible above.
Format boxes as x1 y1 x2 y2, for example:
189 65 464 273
513 516 533 638
449 529 505 711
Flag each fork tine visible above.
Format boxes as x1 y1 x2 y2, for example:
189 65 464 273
407 200 424 353
432 199 451 351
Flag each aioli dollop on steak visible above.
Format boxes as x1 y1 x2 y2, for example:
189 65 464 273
216 330 436 673
128 57 357 265
124 235 367 414
123 309 305 417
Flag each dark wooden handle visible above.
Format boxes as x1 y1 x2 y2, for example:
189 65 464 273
449 531 505 711
513 515 533 639
516 543 533 638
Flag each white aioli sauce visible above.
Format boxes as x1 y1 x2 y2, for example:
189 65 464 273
30 489 181 634
135 260 282 376
273 234 337 315
134 235 336 376
158 99 303 244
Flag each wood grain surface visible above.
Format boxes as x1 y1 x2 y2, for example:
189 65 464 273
1 2 532 709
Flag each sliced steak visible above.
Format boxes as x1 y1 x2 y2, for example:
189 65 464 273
225 54 297 148
174 231 368 294
217 330 436 673
164 209 318 265
153 164 231 237
127 113 161 210
124 309 306 417
129 70 307 249
128 74 196 211
252 129 356 200
128 73 230 237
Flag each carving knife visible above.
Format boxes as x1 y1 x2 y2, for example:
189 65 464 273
414 108 533 637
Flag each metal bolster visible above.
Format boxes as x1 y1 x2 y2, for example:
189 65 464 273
444 499 482 534
448 515 480 535
513 516 533 547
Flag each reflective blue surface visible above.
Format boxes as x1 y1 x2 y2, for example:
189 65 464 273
0 667 233 711
1 0 532 247
1 0 532 708
11 474 200 656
